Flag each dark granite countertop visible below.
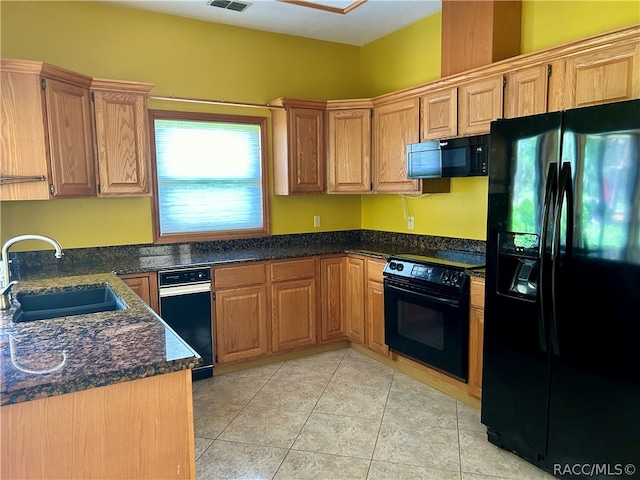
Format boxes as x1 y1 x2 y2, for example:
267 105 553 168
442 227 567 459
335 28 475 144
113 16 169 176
1 231 486 406
0 273 200 406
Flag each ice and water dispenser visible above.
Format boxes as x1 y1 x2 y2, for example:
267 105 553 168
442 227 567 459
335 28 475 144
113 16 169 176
497 232 540 300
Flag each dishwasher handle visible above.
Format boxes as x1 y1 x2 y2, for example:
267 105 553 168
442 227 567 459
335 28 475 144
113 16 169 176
159 282 211 297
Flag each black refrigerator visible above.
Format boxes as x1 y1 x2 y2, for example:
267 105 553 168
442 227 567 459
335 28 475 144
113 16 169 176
482 99 640 479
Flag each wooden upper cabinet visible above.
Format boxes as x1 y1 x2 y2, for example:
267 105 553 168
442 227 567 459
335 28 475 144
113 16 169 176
420 87 458 140
91 79 153 197
45 78 96 197
0 66 50 200
0 60 97 200
270 98 326 195
0 59 154 201
504 64 550 118
326 104 372 193
458 76 505 136
562 42 640 109
372 97 421 194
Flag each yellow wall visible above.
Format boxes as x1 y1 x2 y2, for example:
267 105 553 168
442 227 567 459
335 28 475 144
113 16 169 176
360 13 442 98
359 0 639 241
521 1 640 53
1 1 639 248
0 1 362 248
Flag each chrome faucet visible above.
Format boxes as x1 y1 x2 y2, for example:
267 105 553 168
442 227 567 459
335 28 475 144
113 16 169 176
1 235 64 309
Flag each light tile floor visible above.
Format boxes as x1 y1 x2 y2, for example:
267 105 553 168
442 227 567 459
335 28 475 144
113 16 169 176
192 348 557 480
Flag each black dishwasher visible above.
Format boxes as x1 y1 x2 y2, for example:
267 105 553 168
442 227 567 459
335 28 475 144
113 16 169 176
158 267 213 380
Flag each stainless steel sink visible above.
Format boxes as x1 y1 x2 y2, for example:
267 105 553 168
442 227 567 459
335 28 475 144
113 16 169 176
13 285 128 323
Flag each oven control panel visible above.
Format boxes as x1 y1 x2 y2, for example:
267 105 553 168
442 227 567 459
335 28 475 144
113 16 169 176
384 259 467 288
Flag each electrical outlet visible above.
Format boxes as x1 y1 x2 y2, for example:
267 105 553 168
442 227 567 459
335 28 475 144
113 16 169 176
314 215 321 228
407 216 415 230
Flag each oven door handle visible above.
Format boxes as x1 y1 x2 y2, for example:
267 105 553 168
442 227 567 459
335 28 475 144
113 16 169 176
385 283 460 307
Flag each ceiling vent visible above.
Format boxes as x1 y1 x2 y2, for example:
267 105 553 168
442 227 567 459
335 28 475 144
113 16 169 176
208 1 251 12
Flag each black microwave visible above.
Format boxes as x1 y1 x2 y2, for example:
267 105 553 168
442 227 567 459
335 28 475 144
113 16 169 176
406 134 489 178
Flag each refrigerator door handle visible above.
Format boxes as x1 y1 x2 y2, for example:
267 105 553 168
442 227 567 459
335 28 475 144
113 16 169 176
538 162 558 354
550 161 574 357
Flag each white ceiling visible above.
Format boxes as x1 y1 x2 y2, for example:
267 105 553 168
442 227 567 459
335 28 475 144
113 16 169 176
104 0 442 46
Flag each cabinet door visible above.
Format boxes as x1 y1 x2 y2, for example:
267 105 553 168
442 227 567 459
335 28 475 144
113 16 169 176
468 277 485 400
563 42 640 109
366 279 387 357
327 108 371 193
0 70 50 200
345 256 365 345
320 257 346 342
215 286 268 364
458 76 504 136
372 98 421 194
44 78 96 197
119 272 159 313
468 306 485 400
288 107 325 194
420 87 458 140
505 64 549 119
271 278 317 352
93 90 150 197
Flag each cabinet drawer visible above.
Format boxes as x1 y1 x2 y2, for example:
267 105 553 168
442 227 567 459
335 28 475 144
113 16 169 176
367 258 386 283
214 263 266 289
470 277 485 309
270 258 316 282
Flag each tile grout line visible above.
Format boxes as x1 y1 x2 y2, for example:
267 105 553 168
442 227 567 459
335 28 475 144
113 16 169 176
270 348 348 480
456 400 464 480
214 360 287 444
365 369 395 479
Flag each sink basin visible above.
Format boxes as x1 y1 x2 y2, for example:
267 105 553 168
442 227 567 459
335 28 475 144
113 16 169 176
13 285 128 323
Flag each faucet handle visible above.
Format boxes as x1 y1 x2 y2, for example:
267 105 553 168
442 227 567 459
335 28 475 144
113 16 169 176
0 280 19 310
1 280 19 296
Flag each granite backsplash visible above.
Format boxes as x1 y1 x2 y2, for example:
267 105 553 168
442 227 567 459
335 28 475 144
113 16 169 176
7 230 486 280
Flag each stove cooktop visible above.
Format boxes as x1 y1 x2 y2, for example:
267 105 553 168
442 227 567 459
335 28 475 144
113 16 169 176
394 251 486 269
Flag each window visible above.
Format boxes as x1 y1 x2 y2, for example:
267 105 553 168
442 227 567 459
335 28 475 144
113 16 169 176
149 110 269 243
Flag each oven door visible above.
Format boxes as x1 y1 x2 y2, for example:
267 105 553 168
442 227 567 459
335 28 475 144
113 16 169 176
384 278 469 381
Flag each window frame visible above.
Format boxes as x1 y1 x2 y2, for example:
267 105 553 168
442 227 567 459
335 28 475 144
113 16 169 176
149 109 270 244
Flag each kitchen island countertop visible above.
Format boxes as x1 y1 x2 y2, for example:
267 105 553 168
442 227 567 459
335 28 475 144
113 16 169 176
0 273 200 406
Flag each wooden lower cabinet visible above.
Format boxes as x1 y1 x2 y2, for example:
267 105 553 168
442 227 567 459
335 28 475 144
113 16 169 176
1 369 195 479
270 258 318 352
366 259 388 357
345 256 366 345
320 256 347 342
320 255 387 355
468 276 485 400
119 272 159 313
214 263 269 364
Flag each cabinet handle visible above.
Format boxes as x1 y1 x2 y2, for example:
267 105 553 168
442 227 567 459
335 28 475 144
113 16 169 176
0 175 46 185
